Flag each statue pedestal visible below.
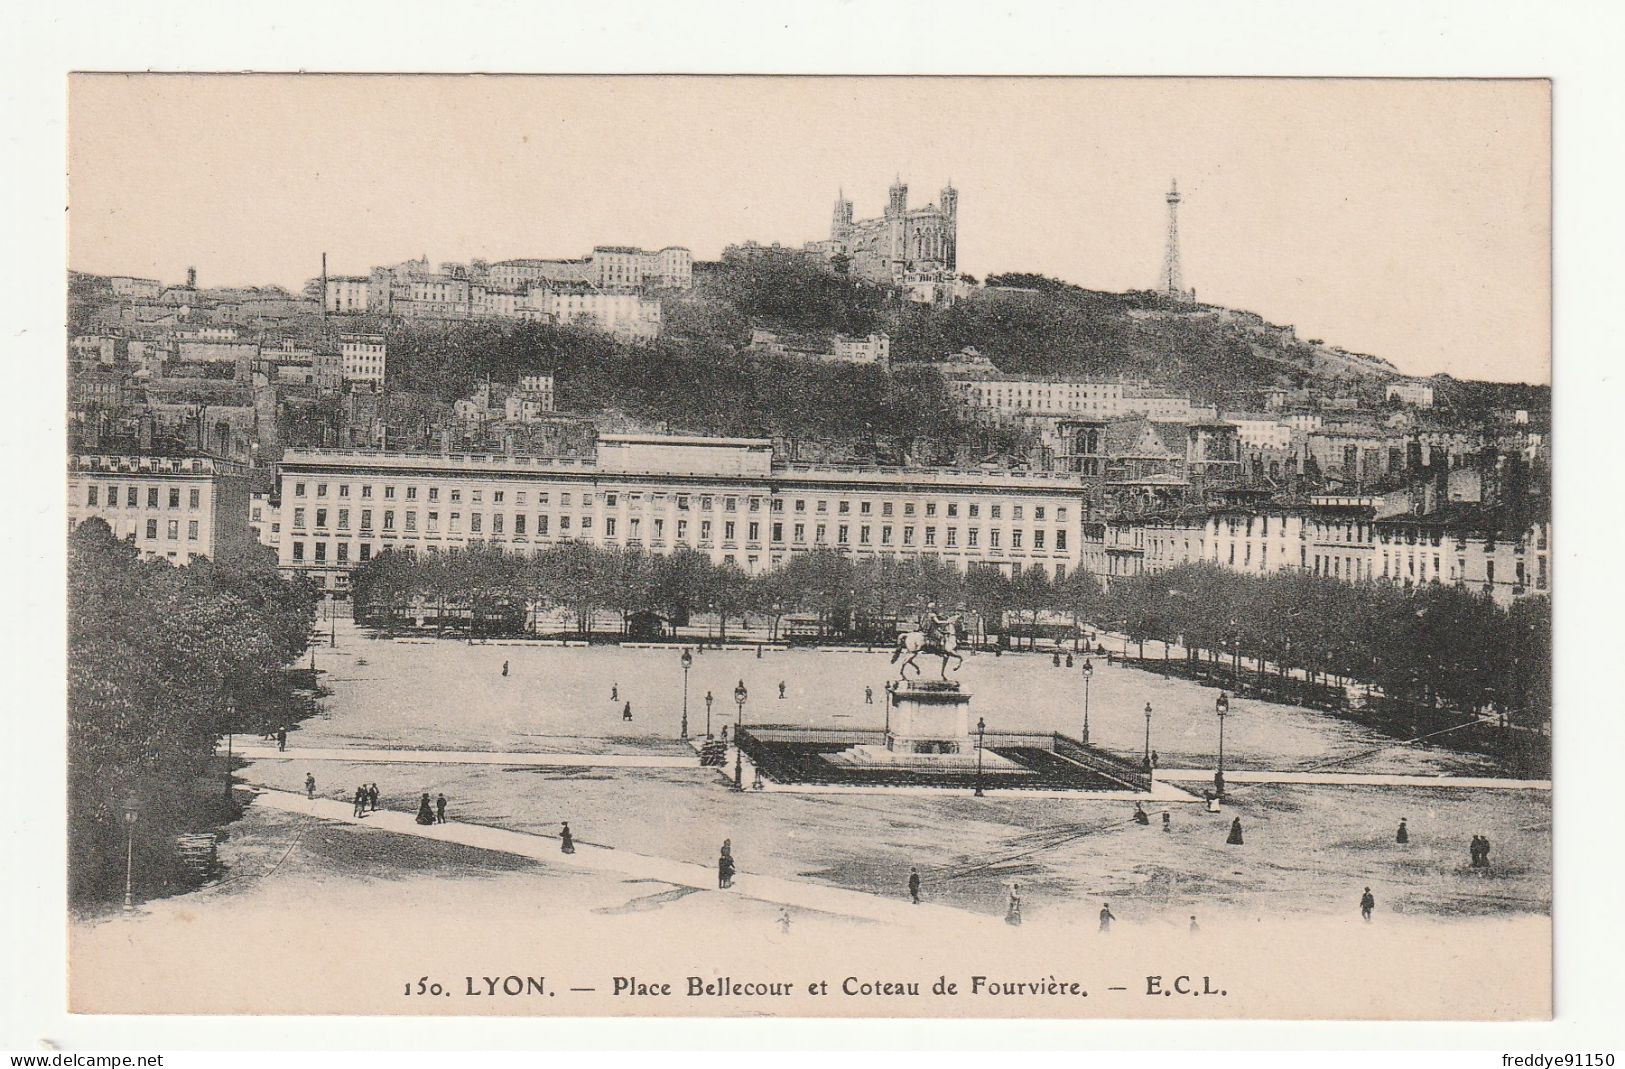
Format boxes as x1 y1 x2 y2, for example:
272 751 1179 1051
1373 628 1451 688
888 680 972 755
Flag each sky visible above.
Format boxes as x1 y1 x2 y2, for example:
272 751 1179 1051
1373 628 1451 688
67 76 1550 384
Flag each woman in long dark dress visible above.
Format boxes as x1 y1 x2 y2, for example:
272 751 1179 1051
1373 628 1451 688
1226 817 1244 845
718 851 735 889
416 793 435 825
560 822 575 853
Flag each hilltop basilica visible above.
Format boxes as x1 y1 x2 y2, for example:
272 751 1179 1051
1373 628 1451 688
815 177 959 284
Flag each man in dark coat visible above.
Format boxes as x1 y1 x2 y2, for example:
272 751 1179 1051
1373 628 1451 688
1099 902 1116 932
276 728 287 752
1396 818 1409 844
435 793 447 823
1360 887 1375 922
908 868 921 904
1226 817 1244 845
352 785 367 817
369 783 379 812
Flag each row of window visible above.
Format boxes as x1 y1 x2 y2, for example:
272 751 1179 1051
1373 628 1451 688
285 505 1071 552
83 484 202 510
71 516 201 542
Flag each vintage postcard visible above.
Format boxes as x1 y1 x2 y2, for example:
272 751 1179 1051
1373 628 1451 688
63 74 1551 1020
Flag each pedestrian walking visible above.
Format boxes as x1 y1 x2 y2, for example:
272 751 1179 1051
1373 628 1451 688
1476 835 1492 869
622 701 632 721
1099 902 1116 933
1360 886 1375 922
778 681 786 700
865 686 874 705
352 785 367 817
1396 818 1409 844
276 728 287 752
1162 812 1171 833
908 868 921 904
1226 816 1245 845
1052 652 1061 668
435 793 447 823
415 793 435 825
1065 653 1074 668
305 772 316 799
1189 915 1200 934
560 821 575 853
1005 884 1022 927
502 660 509 677
611 682 618 701
718 850 735 889
368 783 379 812
1150 750 1160 770
756 646 763 659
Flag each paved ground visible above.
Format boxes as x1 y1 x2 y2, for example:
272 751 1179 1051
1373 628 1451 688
1158 769 1552 791
249 786 999 929
237 743 698 770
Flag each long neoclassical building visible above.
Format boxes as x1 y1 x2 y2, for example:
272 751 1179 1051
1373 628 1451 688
273 435 1093 598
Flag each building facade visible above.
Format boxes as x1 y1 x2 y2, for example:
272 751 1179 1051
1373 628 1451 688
273 435 1093 597
68 450 253 563
340 334 387 386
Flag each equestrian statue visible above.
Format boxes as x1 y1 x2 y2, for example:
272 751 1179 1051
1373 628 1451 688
891 605 965 680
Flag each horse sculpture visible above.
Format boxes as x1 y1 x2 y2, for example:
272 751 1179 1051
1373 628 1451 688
891 613 965 680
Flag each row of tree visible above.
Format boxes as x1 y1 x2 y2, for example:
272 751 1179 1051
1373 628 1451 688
1105 563 1550 730
350 544 1104 645
68 520 317 907
352 544 1549 730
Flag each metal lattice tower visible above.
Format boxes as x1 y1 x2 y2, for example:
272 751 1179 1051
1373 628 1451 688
1161 178 1186 299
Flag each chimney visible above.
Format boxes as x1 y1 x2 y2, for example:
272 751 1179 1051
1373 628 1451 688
186 266 197 289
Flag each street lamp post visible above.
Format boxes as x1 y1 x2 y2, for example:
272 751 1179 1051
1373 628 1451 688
122 794 139 914
331 596 337 648
974 716 987 797
223 697 237 798
1143 702 1154 772
733 680 747 791
1215 691 1230 797
679 649 692 741
1080 658 1093 744
705 690 714 738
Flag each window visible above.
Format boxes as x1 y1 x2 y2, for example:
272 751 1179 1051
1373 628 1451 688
794 500 806 513
168 488 180 509
604 517 616 536
882 525 893 544
1055 530 1067 551
187 520 199 541
924 527 936 546
470 514 482 534
748 521 760 541
337 543 349 563
793 523 805 543
860 501 872 515
450 513 462 534
1056 507 1066 522
514 515 526 536
492 514 504 535
315 543 327 562
925 503 937 517
166 519 179 540
1033 530 1045 550
968 528 979 547
317 483 328 498
86 486 98 506
838 501 850 515
338 508 350 530
1013 506 1024 520
882 502 894 517
860 525 871 544
359 509 371 531
293 507 307 528
1034 506 1045 521
145 519 158 539
1011 530 1023 549
946 528 957 547
426 512 439 533
428 488 439 502
904 503 916 516
837 524 849 544
560 516 572 532
339 485 350 498
991 505 1002 519
360 544 372 562
989 529 1001 549
701 520 712 540
362 485 373 499
902 526 915 546
316 508 328 529
724 521 736 541
127 486 137 507
189 488 200 509
537 515 549 536
292 541 304 561
294 482 306 497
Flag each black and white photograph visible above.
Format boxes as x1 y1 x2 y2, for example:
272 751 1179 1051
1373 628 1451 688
49 71 1559 1023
